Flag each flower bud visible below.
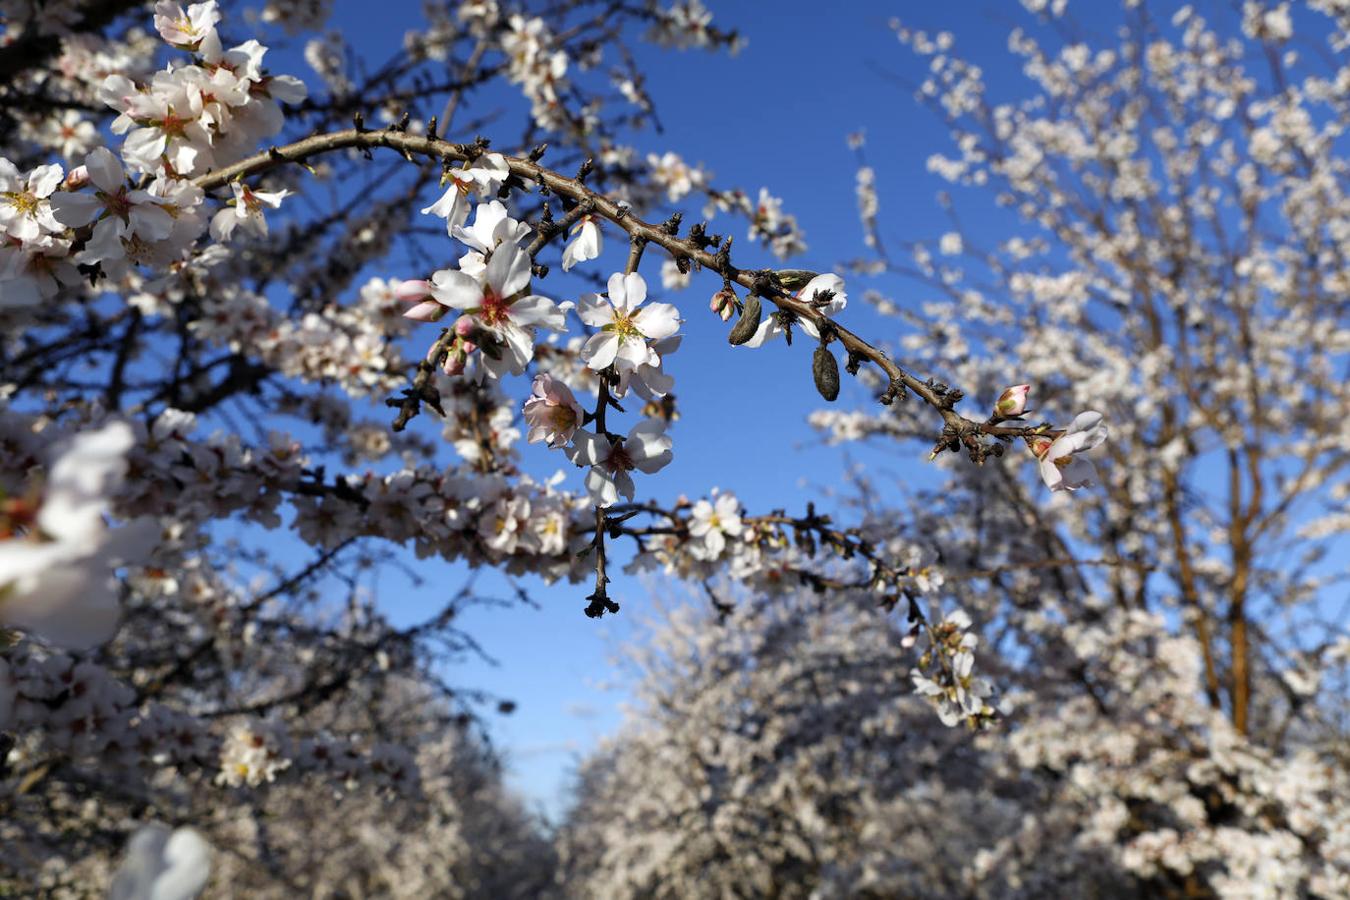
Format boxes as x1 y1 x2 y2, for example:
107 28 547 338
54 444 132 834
453 316 476 337
994 384 1030 418
394 279 434 303
64 166 90 191
710 287 737 322
403 300 446 322
442 350 466 376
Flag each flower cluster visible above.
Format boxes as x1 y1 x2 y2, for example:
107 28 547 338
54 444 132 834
501 13 572 130
0 1 305 312
402 202 565 379
909 609 1000 728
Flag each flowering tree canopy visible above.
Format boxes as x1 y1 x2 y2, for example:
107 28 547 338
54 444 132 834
0 0 1346 896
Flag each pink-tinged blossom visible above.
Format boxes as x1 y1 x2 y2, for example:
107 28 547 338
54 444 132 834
153 0 220 50
427 244 565 377
995 384 1031 418
209 182 290 241
0 159 64 241
421 154 510 232
742 273 847 347
565 419 673 507
523 373 585 448
39 110 99 161
561 215 602 271
1034 411 1109 492
51 147 174 251
577 272 681 374
107 76 216 175
396 280 447 322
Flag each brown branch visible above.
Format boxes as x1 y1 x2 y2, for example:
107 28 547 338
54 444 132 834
192 127 1018 439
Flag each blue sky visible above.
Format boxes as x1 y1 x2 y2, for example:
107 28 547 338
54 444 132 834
274 0 1114 817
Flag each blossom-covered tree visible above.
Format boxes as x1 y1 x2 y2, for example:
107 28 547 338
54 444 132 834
0 0 1345 896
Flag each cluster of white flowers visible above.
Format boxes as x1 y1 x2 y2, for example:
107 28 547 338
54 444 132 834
541 271 680 506
3 0 1344 894
0 1 305 312
644 1 744 54
746 187 808 259
909 608 1000 728
216 719 293 787
500 13 572 130
647 151 706 202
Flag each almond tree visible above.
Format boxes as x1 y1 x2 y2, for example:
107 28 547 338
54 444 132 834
562 3 1350 897
0 0 1344 896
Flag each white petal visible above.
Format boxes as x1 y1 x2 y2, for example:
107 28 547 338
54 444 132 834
38 421 133 544
491 244 533 298
29 164 64 198
582 332 620 370
577 293 614 328
50 191 103 228
584 466 621 507
634 302 680 340
0 552 119 650
429 269 485 309
618 271 647 310
85 146 124 193
565 429 607 467
740 316 783 349
510 294 565 330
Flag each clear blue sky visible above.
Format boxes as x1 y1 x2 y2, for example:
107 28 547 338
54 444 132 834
278 0 1109 817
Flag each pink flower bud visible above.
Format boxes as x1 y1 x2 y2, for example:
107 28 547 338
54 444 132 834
394 279 434 303
453 316 476 337
442 351 466 376
459 340 478 354
403 300 446 322
710 288 737 322
995 384 1031 418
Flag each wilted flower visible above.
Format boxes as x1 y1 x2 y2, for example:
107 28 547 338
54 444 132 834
523 373 585 448
742 273 847 347
561 214 602 271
